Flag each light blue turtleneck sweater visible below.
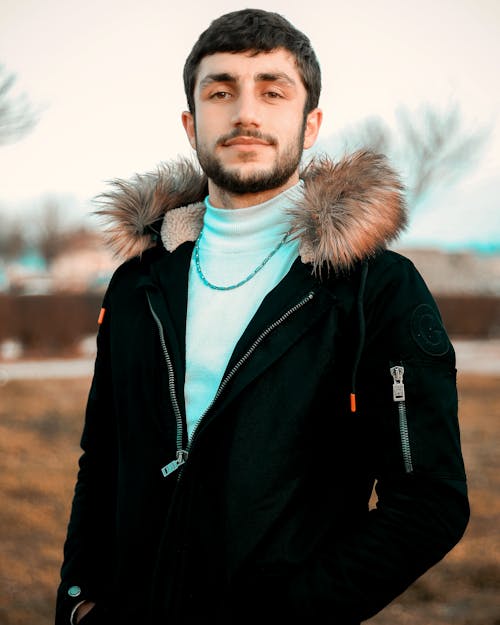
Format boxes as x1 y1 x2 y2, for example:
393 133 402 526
184 182 303 438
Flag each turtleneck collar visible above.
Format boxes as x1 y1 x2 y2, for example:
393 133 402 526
200 180 304 252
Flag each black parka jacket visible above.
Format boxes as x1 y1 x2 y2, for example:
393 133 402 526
56 152 469 625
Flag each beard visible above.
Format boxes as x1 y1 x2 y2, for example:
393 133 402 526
195 122 306 195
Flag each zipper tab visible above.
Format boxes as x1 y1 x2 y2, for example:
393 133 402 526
390 365 405 402
161 449 188 478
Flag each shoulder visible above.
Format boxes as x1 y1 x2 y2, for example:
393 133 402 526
104 245 168 298
368 248 418 275
365 249 433 303
364 250 453 361
317 249 422 304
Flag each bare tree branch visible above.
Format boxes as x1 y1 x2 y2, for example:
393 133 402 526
316 102 489 210
0 64 39 146
0 214 26 261
337 116 393 155
36 198 67 266
395 103 489 206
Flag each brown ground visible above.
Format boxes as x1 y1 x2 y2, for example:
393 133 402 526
0 373 498 624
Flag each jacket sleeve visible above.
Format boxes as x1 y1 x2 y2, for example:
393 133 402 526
287 253 470 621
55 289 117 625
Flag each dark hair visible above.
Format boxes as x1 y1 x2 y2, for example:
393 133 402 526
183 8 321 114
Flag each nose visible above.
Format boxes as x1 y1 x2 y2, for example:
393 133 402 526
231 89 261 128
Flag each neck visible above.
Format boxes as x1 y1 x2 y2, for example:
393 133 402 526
207 172 300 209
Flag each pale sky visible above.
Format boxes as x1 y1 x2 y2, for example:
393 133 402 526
0 0 499 250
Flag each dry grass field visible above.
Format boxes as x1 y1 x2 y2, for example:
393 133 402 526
0 372 498 625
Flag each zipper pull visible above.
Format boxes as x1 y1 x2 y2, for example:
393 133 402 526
390 365 405 402
161 449 188 477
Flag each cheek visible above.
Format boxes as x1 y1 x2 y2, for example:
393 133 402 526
193 119 218 149
276 108 305 135
277 124 304 152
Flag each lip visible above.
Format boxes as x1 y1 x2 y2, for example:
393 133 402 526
223 137 271 147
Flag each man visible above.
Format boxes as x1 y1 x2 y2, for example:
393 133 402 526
56 9 469 625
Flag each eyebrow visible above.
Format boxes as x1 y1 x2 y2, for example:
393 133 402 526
198 71 297 90
255 72 296 86
199 73 237 89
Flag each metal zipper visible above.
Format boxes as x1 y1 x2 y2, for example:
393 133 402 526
389 365 414 473
186 290 316 456
146 292 188 477
148 289 315 478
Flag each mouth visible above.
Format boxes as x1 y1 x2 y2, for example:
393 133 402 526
222 137 272 147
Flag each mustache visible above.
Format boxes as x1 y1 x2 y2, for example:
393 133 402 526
216 129 277 146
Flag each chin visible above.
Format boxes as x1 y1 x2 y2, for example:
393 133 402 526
226 161 274 177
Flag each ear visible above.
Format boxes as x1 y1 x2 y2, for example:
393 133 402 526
181 111 196 149
303 108 323 150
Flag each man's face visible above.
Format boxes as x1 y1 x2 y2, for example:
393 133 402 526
182 48 322 200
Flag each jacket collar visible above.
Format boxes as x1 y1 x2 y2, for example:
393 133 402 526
95 149 407 273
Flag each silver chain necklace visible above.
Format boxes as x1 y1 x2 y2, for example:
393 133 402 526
194 230 290 291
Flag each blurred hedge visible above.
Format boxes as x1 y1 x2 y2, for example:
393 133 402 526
0 292 499 357
0 293 103 357
436 294 500 338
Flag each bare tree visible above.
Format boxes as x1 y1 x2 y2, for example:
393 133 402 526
316 102 489 209
36 198 67 266
0 214 25 261
0 64 38 146
394 104 488 207
333 115 393 156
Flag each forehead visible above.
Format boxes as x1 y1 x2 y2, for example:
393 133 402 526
195 48 303 88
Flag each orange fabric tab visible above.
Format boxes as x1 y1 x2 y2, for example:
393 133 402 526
350 393 357 413
97 307 106 325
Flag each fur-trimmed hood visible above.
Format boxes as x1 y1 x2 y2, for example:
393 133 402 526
95 150 407 272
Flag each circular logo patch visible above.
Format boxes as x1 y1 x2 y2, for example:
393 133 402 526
410 304 450 356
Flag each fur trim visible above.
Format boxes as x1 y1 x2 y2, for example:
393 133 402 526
94 150 407 271
292 151 407 272
95 157 207 259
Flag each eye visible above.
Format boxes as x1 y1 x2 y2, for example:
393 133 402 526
210 91 232 100
263 90 284 100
